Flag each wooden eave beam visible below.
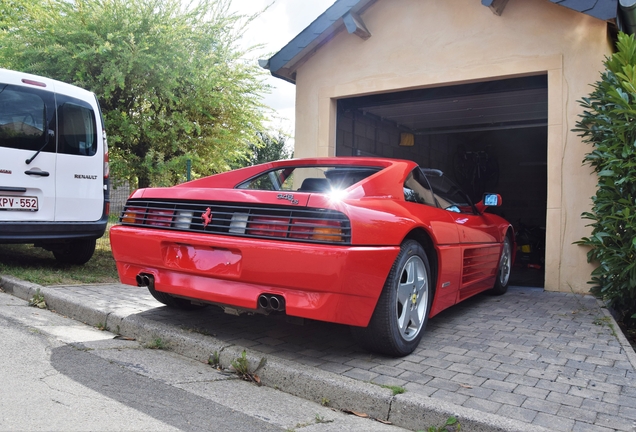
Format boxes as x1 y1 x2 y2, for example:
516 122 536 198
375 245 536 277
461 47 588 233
343 12 371 40
482 0 510 16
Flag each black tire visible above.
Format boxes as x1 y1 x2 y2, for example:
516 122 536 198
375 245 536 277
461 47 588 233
490 236 512 295
52 239 96 265
147 284 207 310
352 240 433 356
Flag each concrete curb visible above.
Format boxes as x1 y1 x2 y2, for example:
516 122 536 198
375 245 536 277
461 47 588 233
597 299 636 372
1 275 551 431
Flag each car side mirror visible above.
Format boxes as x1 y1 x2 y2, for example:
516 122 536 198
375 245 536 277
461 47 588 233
475 193 502 213
483 193 501 206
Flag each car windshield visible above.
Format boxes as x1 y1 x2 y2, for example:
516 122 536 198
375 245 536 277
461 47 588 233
237 166 382 192
422 168 475 214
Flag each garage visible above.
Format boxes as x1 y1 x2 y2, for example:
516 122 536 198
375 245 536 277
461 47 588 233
334 75 548 286
261 0 619 293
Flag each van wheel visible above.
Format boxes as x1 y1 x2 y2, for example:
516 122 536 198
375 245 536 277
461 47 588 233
52 239 96 265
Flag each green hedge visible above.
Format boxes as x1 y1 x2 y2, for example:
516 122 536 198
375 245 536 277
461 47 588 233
575 32 636 327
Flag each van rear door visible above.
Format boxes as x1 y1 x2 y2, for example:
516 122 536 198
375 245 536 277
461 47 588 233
0 73 57 222
53 86 104 222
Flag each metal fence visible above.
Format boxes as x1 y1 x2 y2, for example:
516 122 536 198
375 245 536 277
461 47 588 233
97 180 131 251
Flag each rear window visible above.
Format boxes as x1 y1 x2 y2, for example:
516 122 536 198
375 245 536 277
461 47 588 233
0 84 53 152
57 95 97 157
0 83 97 156
237 166 381 192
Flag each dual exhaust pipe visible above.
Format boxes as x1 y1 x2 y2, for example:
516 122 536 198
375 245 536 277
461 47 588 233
258 294 285 312
136 273 154 288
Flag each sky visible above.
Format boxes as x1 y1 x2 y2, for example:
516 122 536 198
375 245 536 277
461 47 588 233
229 0 336 140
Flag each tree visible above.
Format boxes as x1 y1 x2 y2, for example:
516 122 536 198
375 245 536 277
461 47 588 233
574 32 636 328
232 130 293 168
0 0 269 187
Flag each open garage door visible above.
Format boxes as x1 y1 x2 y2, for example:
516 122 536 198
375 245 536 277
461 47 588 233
336 75 548 287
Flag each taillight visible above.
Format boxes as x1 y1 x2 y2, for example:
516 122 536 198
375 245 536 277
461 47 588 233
290 219 343 242
248 216 288 237
246 216 344 242
103 130 109 179
146 209 173 227
122 207 144 224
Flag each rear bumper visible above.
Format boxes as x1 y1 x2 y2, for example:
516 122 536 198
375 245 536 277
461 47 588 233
0 219 108 243
110 225 399 326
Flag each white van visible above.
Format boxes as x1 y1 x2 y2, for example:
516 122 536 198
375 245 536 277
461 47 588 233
0 68 109 264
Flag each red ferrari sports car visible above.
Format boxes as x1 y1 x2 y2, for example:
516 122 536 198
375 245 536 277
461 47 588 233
110 157 513 356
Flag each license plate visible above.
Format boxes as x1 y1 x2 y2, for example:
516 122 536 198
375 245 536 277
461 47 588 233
0 196 38 211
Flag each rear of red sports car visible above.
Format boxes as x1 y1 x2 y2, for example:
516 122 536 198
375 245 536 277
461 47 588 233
110 157 513 356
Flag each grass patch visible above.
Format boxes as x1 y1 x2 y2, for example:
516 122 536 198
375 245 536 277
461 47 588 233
381 384 406 395
0 224 119 286
145 337 167 350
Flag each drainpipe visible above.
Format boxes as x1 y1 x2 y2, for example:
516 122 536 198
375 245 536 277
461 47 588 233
620 0 636 35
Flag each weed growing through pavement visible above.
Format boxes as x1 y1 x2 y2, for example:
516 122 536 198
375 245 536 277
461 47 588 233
565 283 594 315
289 413 334 431
28 288 46 309
145 337 166 350
208 351 221 369
230 350 266 385
420 416 461 432
314 413 333 424
96 322 109 331
381 384 406 395
320 397 330 407
593 316 617 337
231 350 250 375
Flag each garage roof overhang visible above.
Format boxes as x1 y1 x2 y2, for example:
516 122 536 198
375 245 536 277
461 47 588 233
261 0 636 85
258 0 377 84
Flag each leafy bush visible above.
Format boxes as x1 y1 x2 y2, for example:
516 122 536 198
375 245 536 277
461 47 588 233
574 32 636 327
0 0 269 188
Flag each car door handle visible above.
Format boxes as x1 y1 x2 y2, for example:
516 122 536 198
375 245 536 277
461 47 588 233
24 170 50 177
0 186 28 192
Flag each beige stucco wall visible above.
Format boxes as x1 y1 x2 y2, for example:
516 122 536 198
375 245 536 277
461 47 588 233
291 0 612 293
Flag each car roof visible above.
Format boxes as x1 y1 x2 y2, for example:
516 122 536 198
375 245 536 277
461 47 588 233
180 157 419 190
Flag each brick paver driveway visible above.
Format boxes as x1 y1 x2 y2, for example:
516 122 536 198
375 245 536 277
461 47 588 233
27 284 636 431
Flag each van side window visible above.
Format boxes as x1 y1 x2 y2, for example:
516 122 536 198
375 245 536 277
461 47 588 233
404 169 436 206
0 84 55 153
57 95 97 157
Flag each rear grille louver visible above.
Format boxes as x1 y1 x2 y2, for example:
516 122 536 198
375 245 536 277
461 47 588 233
119 199 352 245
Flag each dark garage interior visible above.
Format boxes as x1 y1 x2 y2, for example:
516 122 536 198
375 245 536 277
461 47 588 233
335 75 548 287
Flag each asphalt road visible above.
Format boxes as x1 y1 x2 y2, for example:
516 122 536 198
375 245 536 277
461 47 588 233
0 291 405 432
